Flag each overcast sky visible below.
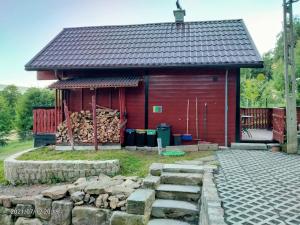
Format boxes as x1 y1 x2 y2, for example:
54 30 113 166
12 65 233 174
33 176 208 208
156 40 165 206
0 0 299 87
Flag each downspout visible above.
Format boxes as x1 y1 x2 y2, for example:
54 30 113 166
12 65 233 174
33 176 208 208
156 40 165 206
225 69 229 147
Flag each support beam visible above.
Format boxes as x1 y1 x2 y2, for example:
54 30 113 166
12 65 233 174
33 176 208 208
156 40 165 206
235 69 241 142
92 93 98 151
224 69 229 147
63 100 74 150
283 0 298 153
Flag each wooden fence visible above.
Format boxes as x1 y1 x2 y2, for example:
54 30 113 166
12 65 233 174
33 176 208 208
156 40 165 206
240 108 273 129
33 107 57 134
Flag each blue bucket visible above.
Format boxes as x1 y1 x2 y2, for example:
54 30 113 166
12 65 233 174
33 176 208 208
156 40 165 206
181 134 193 141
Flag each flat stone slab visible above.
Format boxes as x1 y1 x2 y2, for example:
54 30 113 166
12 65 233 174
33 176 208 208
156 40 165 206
161 172 202 186
157 184 200 193
163 164 205 174
230 143 267 150
156 184 201 202
151 199 198 223
148 219 191 225
127 189 155 216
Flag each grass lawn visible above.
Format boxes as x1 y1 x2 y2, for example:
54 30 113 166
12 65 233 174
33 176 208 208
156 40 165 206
0 140 33 184
18 148 214 177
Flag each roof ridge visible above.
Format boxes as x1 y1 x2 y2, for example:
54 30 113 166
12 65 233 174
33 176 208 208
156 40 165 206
63 19 243 30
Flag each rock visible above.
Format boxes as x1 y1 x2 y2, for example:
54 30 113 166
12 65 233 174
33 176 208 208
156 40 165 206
96 194 109 208
71 191 85 203
110 211 149 225
13 204 35 218
49 200 73 225
42 185 69 200
115 194 126 201
98 174 113 183
74 177 87 185
34 195 52 220
149 163 163 176
11 196 35 206
127 189 155 216
106 185 134 197
72 206 108 225
0 206 11 215
74 201 84 206
0 196 15 208
121 179 140 189
89 196 95 204
0 214 13 225
117 200 126 208
15 217 42 225
125 176 139 181
142 175 160 189
84 194 90 203
108 196 118 209
84 182 107 195
67 184 87 195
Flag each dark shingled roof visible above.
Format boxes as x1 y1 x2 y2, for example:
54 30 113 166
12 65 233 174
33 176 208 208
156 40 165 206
48 76 142 89
25 19 263 70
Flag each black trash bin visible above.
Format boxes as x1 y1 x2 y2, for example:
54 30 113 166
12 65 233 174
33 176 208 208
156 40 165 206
147 130 157 147
157 123 171 148
125 129 136 146
136 129 146 147
173 134 182 146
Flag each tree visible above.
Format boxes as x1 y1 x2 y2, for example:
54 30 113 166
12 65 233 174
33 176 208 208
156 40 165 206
0 85 21 122
15 88 54 139
0 96 12 145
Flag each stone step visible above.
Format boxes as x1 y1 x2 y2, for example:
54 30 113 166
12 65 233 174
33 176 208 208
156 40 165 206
161 172 202 186
230 143 267 150
151 199 198 223
148 219 191 225
156 184 201 202
162 164 205 174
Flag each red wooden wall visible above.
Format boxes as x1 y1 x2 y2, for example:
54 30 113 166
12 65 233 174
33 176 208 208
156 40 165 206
148 69 237 145
51 68 238 146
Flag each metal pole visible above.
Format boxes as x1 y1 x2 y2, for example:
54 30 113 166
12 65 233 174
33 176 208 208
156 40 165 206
283 0 298 154
225 69 229 147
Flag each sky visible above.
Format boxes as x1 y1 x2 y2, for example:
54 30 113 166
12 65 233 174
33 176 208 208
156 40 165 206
0 0 299 87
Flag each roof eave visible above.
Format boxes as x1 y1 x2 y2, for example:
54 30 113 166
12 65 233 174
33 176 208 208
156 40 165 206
25 62 264 71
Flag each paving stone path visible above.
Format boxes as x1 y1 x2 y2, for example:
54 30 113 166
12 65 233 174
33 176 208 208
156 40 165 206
215 150 300 225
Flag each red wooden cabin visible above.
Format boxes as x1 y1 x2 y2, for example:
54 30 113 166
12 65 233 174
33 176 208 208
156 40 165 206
26 16 263 147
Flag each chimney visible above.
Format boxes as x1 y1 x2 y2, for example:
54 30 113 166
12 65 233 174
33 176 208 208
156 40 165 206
173 0 186 23
173 9 186 23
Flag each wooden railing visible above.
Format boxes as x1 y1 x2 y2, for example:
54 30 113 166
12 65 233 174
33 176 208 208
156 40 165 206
272 108 286 144
240 108 273 129
33 107 57 134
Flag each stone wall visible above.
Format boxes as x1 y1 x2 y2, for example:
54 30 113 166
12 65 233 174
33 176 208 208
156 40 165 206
4 148 120 185
0 174 143 225
199 172 226 225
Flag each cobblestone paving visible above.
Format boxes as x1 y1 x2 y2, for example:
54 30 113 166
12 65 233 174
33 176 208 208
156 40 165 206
215 150 300 225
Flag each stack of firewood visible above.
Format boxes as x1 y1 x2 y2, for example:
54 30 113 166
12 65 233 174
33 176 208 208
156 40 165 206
56 107 120 144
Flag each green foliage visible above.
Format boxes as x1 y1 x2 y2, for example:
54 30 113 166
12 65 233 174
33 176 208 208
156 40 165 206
0 85 21 120
15 88 54 139
0 96 12 145
241 17 300 108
